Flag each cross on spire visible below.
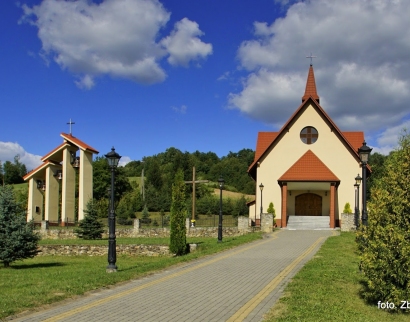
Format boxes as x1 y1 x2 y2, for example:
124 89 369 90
67 118 75 135
306 53 317 65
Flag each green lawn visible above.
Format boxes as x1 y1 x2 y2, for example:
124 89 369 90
0 233 262 319
263 232 409 322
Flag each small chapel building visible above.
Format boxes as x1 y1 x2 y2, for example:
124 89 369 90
248 64 369 228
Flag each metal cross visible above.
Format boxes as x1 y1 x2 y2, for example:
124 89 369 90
306 53 317 65
67 118 75 135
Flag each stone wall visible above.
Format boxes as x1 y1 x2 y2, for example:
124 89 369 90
340 213 356 232
261 213 273 233
37 244 170 257
39 218 254 240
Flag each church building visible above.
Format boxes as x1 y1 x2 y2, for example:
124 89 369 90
248 64 369 228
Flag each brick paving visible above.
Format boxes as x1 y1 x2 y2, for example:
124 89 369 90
10 230 337 322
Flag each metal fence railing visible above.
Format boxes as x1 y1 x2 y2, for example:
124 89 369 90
193 215 237 227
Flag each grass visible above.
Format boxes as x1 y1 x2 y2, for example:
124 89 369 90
0 233 263 319
263 232 409 322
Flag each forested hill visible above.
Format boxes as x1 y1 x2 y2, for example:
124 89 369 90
122 147 256 195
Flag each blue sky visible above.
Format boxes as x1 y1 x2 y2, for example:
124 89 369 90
1 0 410 170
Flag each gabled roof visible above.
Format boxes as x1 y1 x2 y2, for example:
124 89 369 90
41 142 72 163
23 161 60 181
278 150 339 182
302 64 320 103
61 133 99 154
248 96 366 179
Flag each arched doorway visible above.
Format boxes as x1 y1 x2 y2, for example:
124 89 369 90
295 193 322 216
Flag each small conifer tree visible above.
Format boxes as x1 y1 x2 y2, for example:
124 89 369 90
74 200 105 239
0 186 40 267
267 202 276 222
343 202 353 213
169 169 187 255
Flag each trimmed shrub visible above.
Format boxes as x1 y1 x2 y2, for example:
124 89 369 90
356 131 410 309
343 202 353 214
169 169 187 255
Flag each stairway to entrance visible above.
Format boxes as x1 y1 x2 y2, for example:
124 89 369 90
285 216 330 230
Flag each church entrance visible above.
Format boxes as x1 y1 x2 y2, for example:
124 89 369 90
295 193 322 216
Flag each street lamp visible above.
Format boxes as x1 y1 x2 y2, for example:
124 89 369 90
218 176 224 243
358 141 372 226
105 147 121 272
259 183 264 227
354 174 362 228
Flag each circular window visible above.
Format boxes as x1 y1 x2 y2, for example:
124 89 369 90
300 126 318 145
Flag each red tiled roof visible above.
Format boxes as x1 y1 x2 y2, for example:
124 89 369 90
302 65 319 103
61 133 99 154
278 150 339 182
254 132 278 161
342 132 364 152
23 161 58 181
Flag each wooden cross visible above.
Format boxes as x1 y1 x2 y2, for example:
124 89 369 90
301 127 318 144
306 53 317 65
67 118 75 135
185 166 208 221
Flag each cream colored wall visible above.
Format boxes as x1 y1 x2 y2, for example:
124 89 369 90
248 203 256 223
27 177 43 222
62 148 77 224
256 104 361 219
45 166 60 222
78 150 93 220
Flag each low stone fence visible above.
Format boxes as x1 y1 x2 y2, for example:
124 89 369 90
38 217 256 240
340 213 356 232
37 244 170 257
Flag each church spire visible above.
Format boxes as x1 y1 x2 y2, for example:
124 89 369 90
302 64 320 104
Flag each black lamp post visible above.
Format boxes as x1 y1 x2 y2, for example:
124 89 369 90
218 176 224 243
259 183 264 227
358 141 372 226
105 147 121 272
354 174 362 228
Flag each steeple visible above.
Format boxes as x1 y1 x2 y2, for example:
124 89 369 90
302 64 320 104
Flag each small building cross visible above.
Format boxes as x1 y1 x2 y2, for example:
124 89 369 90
185 166 208 222
67 118 75 135
306 53 317 65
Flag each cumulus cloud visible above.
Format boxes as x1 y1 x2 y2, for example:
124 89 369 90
161 18 212 67
118 156 132 167
20 0 211 87
229 0 410 153
0 142 42 171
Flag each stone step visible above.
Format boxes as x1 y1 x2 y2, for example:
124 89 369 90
285 216 330 230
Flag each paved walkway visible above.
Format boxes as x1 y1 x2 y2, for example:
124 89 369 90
11 230 337 322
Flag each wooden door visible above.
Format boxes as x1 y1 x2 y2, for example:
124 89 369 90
295 193 322 216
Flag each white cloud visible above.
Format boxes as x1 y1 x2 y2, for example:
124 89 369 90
371 120 410 155
172 105 187 114
161 18 212 67
229 0 410 154
0 142 42 171
118 156 132 167
20 0 211 87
